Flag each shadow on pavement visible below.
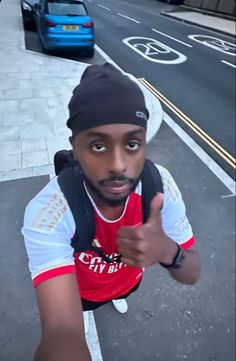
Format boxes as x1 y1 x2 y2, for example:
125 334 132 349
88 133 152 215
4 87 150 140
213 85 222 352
0 176 49 361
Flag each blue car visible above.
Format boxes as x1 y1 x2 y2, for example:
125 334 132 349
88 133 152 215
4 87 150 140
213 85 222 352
29 0 95 57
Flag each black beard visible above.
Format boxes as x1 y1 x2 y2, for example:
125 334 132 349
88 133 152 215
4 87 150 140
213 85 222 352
82 172 141 208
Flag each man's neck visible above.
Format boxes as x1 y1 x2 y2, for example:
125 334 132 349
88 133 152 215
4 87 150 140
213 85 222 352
85 185 126 221
97 203 125 221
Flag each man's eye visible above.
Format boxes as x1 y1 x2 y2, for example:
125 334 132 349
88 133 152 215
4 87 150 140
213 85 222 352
91 144 106 152
126 142 140 151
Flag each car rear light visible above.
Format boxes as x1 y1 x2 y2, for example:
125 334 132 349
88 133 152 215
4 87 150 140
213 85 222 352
41 18 57 27
83 22 93 28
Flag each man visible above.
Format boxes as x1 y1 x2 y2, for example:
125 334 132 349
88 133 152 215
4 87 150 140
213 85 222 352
22 63 201 361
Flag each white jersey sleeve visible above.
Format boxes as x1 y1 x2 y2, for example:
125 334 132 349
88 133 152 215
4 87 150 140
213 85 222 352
22 176 76 287
157 165 195 248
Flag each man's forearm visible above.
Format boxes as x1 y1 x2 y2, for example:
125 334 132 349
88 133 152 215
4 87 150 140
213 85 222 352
34 329 92 361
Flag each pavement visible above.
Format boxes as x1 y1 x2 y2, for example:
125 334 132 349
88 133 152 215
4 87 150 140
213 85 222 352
0 0 163 183
0 1 235 361
162 7 236 37
0 1 235 183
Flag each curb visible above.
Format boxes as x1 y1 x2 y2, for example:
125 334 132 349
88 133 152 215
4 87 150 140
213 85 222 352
161 12 236 38
180 5 236 21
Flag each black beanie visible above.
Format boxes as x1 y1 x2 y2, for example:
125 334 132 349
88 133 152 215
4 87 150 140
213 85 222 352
67 63 149 134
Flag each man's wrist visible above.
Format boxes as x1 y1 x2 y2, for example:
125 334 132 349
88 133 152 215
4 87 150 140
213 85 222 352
159 242 185 269
159 239 179 265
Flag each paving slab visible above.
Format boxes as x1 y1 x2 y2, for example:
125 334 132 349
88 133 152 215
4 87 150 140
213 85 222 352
0 0 162 182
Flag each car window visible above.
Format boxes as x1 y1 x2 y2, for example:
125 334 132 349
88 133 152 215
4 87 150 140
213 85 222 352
46 0 88 16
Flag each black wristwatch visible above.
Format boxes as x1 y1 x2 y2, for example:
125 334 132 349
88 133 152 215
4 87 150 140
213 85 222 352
160 243 185 270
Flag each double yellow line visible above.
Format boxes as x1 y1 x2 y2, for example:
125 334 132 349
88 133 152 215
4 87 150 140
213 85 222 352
139 78 236 170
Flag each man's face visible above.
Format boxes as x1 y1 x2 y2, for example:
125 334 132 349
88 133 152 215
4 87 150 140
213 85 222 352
70 124 146 207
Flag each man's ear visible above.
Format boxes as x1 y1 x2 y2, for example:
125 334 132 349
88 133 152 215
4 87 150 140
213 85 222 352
69 135 73 146
69 135 78 161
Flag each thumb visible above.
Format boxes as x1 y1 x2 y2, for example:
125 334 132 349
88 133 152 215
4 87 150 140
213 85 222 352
147 193 164 225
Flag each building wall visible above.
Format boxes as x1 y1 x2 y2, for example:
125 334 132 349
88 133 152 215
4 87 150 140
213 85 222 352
183 0 236 15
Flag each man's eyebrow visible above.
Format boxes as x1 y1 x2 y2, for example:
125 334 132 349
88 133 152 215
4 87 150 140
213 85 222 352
86 131 109 139
125 129 145 137
86 129 145 138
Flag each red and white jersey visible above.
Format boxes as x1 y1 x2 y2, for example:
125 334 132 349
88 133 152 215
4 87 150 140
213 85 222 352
22 165 195 302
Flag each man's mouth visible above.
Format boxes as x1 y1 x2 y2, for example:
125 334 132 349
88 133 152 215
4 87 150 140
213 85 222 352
102 180 131 195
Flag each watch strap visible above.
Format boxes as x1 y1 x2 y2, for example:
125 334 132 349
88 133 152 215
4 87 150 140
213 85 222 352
160 243 185 270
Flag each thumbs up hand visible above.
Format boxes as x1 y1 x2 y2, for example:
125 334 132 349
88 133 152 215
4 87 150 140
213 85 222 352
117 193 176 268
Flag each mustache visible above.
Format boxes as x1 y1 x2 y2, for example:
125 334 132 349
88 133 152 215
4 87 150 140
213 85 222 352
99 176 135 186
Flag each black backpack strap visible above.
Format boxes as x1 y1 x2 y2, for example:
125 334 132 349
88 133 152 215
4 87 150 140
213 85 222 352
58 165 122 261
57 165 95 253
58 159 163 256
54 150 77 176
141 159 163 223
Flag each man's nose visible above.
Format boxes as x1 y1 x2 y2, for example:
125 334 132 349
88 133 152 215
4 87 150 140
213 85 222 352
108 149 127 174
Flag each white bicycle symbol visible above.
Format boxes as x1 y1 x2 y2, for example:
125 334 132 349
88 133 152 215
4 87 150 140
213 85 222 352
188 35 236 56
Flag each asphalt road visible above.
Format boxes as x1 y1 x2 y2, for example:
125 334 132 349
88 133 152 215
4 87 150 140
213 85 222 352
1 124 235 361
15 3 235 361
83 0 236 179
23 0 236 179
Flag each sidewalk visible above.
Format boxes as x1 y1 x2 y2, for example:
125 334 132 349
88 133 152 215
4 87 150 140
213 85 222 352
1 3 234 185
1 1 235 184
162 9 236 36
0 2 162 359
0 0 162 183
0 2 235 361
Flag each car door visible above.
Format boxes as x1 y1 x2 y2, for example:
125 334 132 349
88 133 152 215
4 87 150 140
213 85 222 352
34 0 44 40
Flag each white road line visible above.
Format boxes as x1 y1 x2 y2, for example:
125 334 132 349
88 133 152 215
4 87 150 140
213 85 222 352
95 44 235 194
221 60 236 69
118 13 140 24
95 44 123 70
97 4 111 11
163 112 235 195
188 35 236 56
86 311 103 361
221 194 236 199
152 28 192 48
123 36 187 64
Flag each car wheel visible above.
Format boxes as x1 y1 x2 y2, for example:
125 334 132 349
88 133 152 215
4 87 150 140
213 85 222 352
39 38 51 55
40 43 51 55
42 47 51 55
85 47 95 58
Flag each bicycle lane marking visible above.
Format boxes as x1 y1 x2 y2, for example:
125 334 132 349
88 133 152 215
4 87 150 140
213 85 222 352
188 35 236 56
123 36 187 64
